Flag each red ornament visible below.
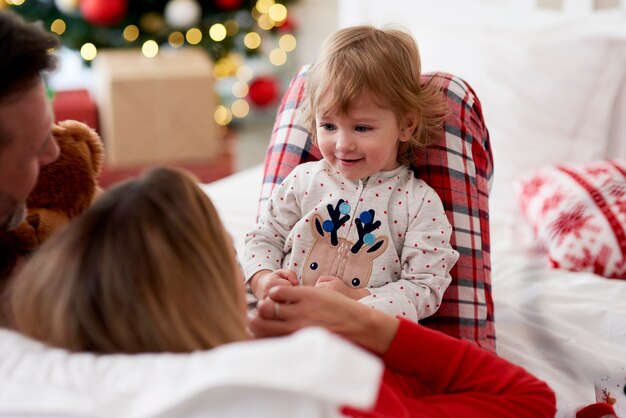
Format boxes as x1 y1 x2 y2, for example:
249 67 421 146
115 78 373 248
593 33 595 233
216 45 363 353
248 76 280 108
214 0 243 10
80 0 127 26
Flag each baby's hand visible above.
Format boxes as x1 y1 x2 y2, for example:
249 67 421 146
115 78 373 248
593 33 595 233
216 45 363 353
250 269 299 300
315 276 370 300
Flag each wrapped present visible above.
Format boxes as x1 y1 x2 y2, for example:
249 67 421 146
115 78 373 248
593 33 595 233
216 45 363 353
53 89 100 132
93 48 221 167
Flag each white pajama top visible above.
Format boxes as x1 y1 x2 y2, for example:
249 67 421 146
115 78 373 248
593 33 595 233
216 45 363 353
243 160 459 321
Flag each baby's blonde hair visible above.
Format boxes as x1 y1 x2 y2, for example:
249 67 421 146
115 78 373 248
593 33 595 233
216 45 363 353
303 25 447 165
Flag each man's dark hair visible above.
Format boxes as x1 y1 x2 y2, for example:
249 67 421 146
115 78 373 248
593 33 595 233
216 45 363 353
0 11 60 101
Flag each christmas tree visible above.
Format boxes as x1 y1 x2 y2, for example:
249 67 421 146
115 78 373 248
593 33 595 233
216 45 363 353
3 0 298 125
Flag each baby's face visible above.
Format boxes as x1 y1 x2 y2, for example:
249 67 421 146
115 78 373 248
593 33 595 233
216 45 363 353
315 91 412 180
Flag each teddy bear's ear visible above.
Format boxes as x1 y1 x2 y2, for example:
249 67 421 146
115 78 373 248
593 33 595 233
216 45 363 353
54 120 105 176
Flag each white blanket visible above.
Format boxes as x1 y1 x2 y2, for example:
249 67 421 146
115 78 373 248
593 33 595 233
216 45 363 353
0 326 382 418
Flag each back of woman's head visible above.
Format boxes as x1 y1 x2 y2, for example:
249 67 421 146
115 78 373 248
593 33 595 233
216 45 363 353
303 25 447 164
8 167 248 353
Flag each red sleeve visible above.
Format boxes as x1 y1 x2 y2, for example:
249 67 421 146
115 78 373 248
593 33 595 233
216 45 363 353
343 319 556 418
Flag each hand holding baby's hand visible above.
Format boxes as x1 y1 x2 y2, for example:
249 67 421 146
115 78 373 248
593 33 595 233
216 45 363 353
251 269 299 300
315 276 370 300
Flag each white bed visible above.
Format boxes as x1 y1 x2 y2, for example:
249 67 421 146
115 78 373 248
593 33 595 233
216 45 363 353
202 3 626 416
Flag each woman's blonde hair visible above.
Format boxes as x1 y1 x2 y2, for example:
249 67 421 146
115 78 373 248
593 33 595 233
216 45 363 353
7 167 248 353
302 25 448 165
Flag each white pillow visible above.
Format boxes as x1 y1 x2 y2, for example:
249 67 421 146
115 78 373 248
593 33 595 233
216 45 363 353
485 12 626 184
477 12 626 231
0 327 382 418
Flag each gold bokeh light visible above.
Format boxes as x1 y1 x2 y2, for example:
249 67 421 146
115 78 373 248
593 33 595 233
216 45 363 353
142 40 159 58
80 43 97 61
214 105 232 126
224 20 239 36
209 23 227 42
243 32 261 49
50 19 66 35
268 4 287 22
186 28 202 45
123 25 140 42
269 48 287 66
255 0 275 14
278 34 296 51
168 31 185 48
231 99 250 118
258 14 275 30
232 81 249 98
237 65 254 82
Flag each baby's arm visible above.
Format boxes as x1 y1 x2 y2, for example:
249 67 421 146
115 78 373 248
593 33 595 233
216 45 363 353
243 171 303 294
360 186 459 321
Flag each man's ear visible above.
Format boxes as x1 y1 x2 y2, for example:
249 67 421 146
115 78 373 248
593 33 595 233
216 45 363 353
398 113 418 142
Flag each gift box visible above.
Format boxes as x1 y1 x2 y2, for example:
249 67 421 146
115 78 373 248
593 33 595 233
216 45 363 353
93 48 221 168
53 89 99 132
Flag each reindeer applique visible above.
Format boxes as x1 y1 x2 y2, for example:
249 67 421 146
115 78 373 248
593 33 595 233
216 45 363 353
302 199 388 288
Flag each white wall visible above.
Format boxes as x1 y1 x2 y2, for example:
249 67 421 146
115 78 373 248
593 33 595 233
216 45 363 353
290 0 339 66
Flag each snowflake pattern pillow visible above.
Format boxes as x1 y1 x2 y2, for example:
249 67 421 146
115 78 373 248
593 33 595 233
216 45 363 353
516 159 626 279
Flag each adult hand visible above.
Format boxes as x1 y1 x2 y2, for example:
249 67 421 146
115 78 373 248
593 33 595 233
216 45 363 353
248 286 399 356
249 268 299 300
315 275 371 300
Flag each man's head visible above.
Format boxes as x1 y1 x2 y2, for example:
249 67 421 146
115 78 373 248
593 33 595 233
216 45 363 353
0 11 61 231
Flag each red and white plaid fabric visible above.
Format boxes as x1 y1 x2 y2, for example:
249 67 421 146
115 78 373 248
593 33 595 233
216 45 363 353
517 159 626 279
259 67 495 352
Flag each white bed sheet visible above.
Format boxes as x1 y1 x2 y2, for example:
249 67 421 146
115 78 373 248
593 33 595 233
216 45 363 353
203 164 626 418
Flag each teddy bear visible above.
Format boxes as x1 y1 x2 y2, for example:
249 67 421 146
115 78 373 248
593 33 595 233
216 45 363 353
0 120 104 283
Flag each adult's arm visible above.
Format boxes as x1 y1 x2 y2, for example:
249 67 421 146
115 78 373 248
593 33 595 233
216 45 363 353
364 319 557 418
249 287 555 418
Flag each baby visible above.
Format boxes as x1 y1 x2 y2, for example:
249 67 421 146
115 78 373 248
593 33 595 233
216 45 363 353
243 25 459 321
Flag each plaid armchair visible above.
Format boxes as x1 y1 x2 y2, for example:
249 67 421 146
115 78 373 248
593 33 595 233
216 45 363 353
259 67 495 352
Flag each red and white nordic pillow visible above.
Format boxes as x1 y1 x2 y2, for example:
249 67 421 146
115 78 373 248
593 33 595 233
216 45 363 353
516 159 626 279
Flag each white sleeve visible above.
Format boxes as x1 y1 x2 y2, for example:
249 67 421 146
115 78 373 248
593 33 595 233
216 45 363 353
242 171 303 281
361 185 458 321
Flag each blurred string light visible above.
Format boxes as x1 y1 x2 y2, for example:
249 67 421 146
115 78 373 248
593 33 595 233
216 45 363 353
243 32 261 49
50 19 66 35
168 31 185 48
213 53 240 79
80 43 97 61
279 34 296 51
232 81 249 98
214 105 232 126
185 27 202 45
257 14 274 30
231 98 249 118
255 0 275 14
142 40 159 58
268 4 287 22
209 23 227 42
123 25 140 42
140 12 165 33
269 48 286 66
224 20 238 36
237 65 254 82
